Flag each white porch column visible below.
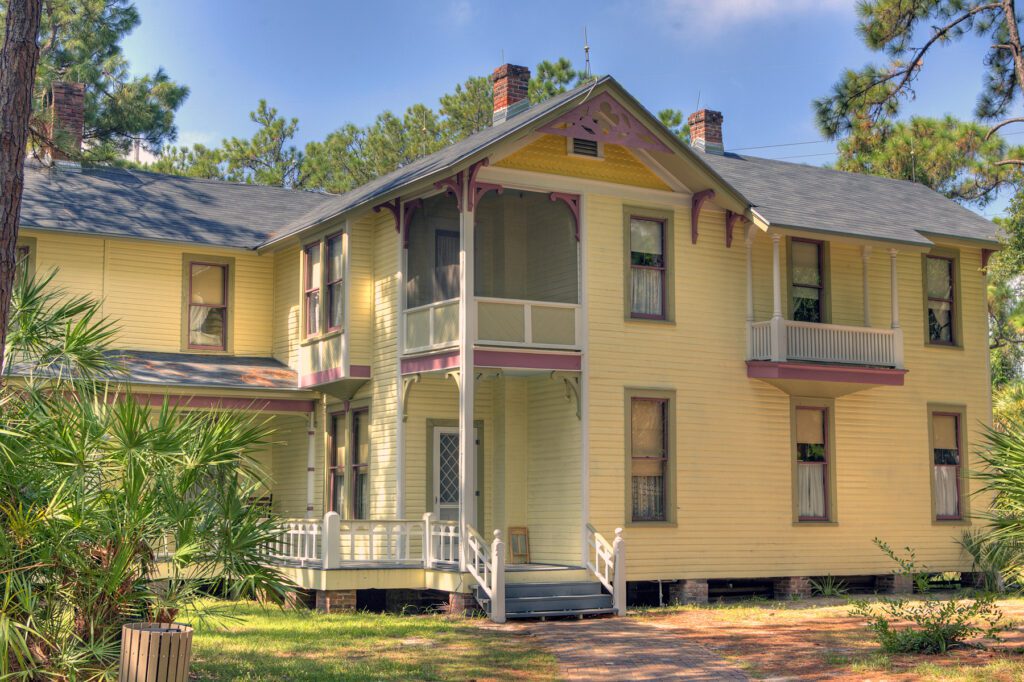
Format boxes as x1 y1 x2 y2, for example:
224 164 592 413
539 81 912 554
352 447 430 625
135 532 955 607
458 179 476 570
862 245 872 327
745 227 755 358
770 232 787 362
889 248 904 369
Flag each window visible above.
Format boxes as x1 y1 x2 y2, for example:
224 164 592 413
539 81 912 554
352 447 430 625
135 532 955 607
931 411 963 521
326 233 344 331
304 242 322 336
790 239 825 323
351 408 369 519
14 238 33 281
629 217 666 319
628 395 672 522
925 255 956 345
794 405 830 522
406 194 461 309
187 262 228 350
329 413 345 514
434 230 460 302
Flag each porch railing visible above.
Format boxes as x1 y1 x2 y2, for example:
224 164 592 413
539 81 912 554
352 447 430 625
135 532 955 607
266 519 322 567
404 299 460 354
748 319 903 368
475 297 581 349
585 524 626 616
465 524 505 623
426 514 460 567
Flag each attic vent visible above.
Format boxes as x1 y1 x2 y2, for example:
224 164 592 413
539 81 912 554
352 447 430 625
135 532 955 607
571 138 600 157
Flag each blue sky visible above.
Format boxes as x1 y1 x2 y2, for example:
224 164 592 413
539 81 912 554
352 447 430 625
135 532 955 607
123 0 1005 215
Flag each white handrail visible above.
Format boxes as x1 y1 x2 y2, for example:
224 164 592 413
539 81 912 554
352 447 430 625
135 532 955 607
465 525 505 623
266 518 322 567
747 319 901 368
428 518 460 566
585 524 626 616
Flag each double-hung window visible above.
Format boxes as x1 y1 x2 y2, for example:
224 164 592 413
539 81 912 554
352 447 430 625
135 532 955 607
629 217 667 319
925 255 956 345
351 408 369 519
329 413 345 515
790 239 825 323
795 405 830 522
187 262 228 350
931 411 963 521
326 233 344 331
628 394 672 522
304 242 322 337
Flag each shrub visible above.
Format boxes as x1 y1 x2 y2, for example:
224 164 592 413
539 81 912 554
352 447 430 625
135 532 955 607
850 538 1006 654
850 596 1004 654
809 574 849 597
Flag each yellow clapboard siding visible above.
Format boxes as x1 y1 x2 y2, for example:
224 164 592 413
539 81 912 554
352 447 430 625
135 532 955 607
586 194 991 580
348 216 375 368
26 229 273 356
494 134 671 190
370 212 399 517
272 246 301 369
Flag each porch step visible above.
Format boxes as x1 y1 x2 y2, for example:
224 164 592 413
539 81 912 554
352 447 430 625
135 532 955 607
475 580 614 620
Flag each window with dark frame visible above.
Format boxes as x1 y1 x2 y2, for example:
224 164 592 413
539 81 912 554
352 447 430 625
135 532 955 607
326 233 344 331
187 262 228 350
790 239 824 323
630 397 668 522
795 406 829 521
304 242 322 337
932 412 962 520
629 217 666 319
329 413 345 515
351 409 369 519
434 230 460 302
926 255 956 345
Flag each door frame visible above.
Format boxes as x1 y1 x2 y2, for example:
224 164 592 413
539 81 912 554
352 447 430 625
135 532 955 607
426 419 484 526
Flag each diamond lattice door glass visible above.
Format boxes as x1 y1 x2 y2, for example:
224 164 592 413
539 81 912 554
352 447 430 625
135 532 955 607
435 429 460 523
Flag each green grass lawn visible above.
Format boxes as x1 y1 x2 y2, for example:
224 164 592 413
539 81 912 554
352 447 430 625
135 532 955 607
189 600 559 681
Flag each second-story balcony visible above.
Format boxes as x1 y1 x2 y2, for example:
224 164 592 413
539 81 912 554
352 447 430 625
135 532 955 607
402 188 581 356
745 232 907 394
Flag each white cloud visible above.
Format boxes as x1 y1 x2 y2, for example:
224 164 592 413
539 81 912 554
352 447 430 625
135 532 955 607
449 0 474 27
654 0 853 34
173 130 219 149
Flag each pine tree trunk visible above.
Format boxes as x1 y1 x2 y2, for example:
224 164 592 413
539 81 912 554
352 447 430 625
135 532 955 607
0 0 43 377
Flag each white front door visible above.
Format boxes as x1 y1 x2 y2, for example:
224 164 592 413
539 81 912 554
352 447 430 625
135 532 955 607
432 426 479 522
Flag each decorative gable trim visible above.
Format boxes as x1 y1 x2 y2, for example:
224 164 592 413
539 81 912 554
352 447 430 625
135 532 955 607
538 91 671 153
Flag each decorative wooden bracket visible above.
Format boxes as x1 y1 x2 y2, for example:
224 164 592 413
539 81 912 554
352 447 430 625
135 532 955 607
982 248 995 270
691 189 715 245
373 197 401 233
550 192 581 241
401 199 423 249
434 171 465 211
725 210 744 249
445 369 461 389
475 368 503 382
467 158 503 211
551 371 582 420
401 373 421 422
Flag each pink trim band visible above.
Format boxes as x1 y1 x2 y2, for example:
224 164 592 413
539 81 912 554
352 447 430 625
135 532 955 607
402 351 460 375
746 361 908 386
125 393 314 413
475 349 582 371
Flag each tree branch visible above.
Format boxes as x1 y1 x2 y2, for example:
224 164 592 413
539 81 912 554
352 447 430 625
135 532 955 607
987 116 1024 139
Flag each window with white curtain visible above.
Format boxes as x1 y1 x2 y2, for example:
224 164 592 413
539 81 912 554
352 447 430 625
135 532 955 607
629 217 666 319
187 262 228 350
795 406 829 521
629 396 670 522
304 242 322 337
932 412 962 520
326 233 344 331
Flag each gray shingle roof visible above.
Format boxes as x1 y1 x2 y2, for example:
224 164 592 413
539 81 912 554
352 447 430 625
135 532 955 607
267 78 613 244
698 152 999 246
6 350 300 390
20 160 334 249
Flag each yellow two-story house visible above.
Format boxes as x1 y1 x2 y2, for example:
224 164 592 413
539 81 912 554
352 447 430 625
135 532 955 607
13 65 997 621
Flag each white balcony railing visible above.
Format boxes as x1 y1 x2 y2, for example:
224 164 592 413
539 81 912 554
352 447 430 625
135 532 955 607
475 297 581 349
748 319 903 368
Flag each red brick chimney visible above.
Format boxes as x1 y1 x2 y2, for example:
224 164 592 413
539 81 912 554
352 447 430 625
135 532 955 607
492 64 530 125
688 109 724 155
46 82 85 165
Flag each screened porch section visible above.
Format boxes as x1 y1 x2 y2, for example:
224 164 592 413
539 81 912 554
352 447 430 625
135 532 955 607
403 190 582 354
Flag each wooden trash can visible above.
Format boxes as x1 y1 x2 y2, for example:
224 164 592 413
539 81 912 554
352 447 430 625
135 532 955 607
119 622 193 682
